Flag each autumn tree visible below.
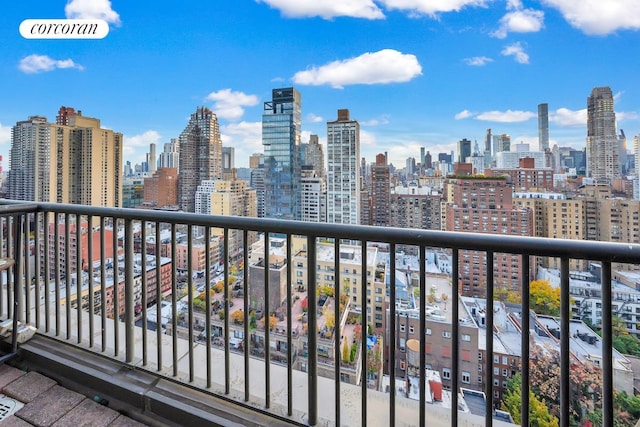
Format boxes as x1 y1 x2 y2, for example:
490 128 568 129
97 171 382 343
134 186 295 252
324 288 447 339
502 374 558 427
231 309 244 324
529 279 561 316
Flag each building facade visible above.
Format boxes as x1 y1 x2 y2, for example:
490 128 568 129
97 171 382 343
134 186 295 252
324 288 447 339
445 177 533 296
327 109 360 225
178 107 222 212
587 86 621 184
262 87 302 221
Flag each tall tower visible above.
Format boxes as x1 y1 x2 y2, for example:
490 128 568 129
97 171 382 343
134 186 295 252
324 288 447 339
9 108 123 207
262 87 302 220
222 147 235 173
178 107 222 212
538 103 549 152
147 143 157 173
457 138 472 163
327 109 360 225
304 134 325 177
159 139 180 171
370 153 390 226
8 116 53 202
586 86 620 183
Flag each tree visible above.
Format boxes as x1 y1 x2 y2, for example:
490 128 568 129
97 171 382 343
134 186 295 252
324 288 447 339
342 340 350 363
231 309 244 324
529 279 561 316
494 286 520 303
502 374 558 427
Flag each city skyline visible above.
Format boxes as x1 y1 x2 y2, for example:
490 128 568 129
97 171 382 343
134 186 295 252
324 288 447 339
1 0 639 169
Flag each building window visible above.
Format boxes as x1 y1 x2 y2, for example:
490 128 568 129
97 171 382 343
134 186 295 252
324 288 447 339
409 325 415 334
442 331 451 339
462 372 470 384
502 356 508 365
493 379 499 386
502 369 508 377
400 324 405 332
442 368 451 380
400 360 405 370
493 367 499 375
461 334 471 342
493 355 499 363
426 328 432 335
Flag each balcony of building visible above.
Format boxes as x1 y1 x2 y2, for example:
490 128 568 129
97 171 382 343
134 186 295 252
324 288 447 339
0 200 637 426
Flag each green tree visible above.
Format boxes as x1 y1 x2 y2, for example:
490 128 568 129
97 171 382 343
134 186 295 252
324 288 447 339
342 340 350 363
529 279 561 316
502 374 558 427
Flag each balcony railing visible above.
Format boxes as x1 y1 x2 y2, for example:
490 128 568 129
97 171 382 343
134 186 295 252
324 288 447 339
0 200 638 427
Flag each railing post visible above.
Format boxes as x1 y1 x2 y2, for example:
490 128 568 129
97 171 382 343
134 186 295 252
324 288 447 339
307 235 317 426
13 214 24 324
124 218 135 363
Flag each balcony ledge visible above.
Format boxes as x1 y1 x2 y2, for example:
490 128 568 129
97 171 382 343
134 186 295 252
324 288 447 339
11 335 297 427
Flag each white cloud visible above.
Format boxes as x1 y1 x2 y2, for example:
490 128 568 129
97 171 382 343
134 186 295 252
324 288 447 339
361 115 390 126
506 0 522 10
18 54 84 74
617 111 639 122
476 109 536 122
65 0 121 25
455 110 474 120
0 123 11 145
255 0 384 19
550 108 586 126
501 42 529 64
293 49 422 88
123 130 162 161
306 113 324 123
220 121 263 157
379 0 488 17
360 129 377 146
205 89 259 121
491 9 544 38
463 56 493 66
540 0 640 35
613 91 624 102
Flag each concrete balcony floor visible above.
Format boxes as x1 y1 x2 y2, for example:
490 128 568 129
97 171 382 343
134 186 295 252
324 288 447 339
0 364 146 427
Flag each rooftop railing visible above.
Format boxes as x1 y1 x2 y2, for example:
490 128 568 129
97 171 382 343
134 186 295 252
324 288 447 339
1 200 639 427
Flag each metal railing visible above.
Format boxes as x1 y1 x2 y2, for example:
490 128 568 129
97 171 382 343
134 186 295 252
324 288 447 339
1 200 638 427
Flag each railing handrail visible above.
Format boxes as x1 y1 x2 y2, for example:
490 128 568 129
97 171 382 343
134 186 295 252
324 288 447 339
2 199 640 264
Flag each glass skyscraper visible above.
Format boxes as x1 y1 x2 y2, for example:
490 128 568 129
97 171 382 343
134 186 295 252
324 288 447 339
262 87 302 220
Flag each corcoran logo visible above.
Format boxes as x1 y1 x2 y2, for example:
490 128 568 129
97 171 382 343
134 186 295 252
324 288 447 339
20 19 109 39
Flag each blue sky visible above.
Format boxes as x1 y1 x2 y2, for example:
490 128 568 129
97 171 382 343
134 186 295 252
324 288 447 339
1 0 639 169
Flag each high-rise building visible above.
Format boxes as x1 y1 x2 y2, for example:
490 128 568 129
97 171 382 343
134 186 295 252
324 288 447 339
178 107 222 212
425 151 432 169
146 143 157 173
8 116 52 202
159 139 180 171
634 134 640 199
9 108 123 207
587 86 620 184
194 172 257 261
249 153 263 169
538 103 549 152
457 138 472 163
143 168 178 208
370 153 390 227
445 177 532 296
497 134 511 153
299 166 326 223
326 109 360 225
222 146 235 173
262 88 302 220
304 134 325 177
